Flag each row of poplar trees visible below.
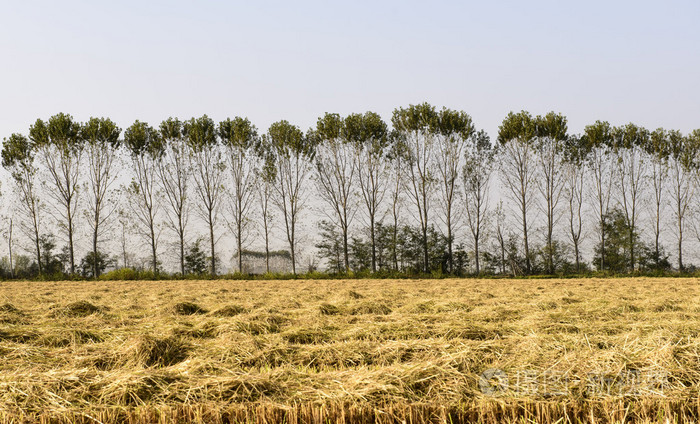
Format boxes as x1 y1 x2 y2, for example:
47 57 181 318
1 103 699 277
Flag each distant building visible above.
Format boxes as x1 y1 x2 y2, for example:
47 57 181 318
231 250 292 274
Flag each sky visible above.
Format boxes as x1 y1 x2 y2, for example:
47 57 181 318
1 0 699 140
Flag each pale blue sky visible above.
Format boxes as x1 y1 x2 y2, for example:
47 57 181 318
1 0 698 139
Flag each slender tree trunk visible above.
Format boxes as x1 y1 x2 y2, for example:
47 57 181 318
67 206 75 274
370 214 376 272
446 210 453 274
678 191 684 271
599 200 606 271
289 229 296 275
209 209 216 275
150 220 157 273
237 220 243 273
342 223 349 272
92 213 99 278
474 227 480 275
263 214 270 273
678 216 683 271
8 218 14 279
33 214 42 275
521 190 531 274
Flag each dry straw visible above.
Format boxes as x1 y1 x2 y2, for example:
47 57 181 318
1 278 700 423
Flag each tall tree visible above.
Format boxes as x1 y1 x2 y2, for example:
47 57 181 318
387 136 405 271
219 117 259 273
498 111 536 274
313 113 356 272
345 111 389 272
671 130 699 270
612 123 649 271
1 134 42 275
267 120 315 275
562 135 589 273
255 153 277 274
30 113 83 274
185 115 225 275
434 108 474 273
534 112 568 274
583 121 614 271
463 130 493 274
157 118 191 275
644 128 670 268
82 117 121 278
123 121 163 273
392 103 439 273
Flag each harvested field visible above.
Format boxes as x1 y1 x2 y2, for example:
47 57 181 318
1 278 700 423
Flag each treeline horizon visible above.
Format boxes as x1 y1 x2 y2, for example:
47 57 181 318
1 103 700 280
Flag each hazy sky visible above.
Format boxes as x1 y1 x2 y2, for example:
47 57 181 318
1 0 698 140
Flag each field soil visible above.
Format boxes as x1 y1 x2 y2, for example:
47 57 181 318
1 278 700 423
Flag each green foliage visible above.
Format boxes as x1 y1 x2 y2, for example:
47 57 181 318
123 120 163 157
79 251 115 278
592 209 670 273
82 117 121 149
183 115 218 152
313 113 344 142
435 107 474 139
315 220 344 274
184 238 207 275
159 117 183 141
1 133 34 171
534 111 568 143
391 102 438 134
29 113 83 153
39 234 64 275
316 221 454 275
612 123 649 151
343 111 388 153
99 268 160 281
582 120 613 151
265 120 314 159
219 116 258 150
497 110 535 145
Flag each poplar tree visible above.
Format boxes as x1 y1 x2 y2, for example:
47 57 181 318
185 115 224 275
124 121 163 273
498 111 536 274
220 117 258 273
30 113 83 275
82 117 121 277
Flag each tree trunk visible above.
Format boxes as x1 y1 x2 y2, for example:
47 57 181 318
179 229 185 275
8 219 14 279
447 216 453 274
474 231 480 275
678 204 684 271
237 220 243 273
290 241 296 275
370 214 377 272
67 206 75 275
209 210 216 275
522 192 531 274
343 225 349 273
150 222 157 273
93 222 99 278
629 227 635 271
